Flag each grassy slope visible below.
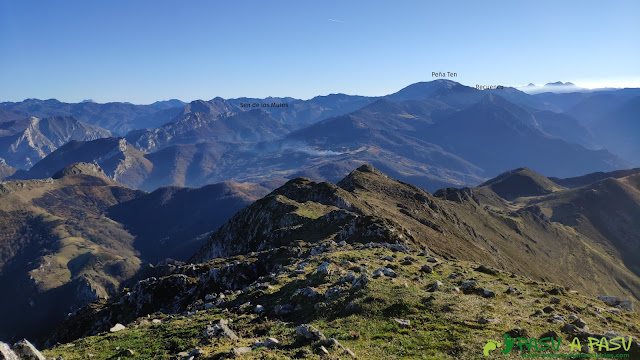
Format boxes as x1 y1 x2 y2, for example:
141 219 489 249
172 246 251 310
44 244 640 359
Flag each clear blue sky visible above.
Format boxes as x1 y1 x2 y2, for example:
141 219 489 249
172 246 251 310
1 0 638 104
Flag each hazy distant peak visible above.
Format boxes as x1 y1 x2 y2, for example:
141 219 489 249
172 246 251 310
545 81 576 87
385 79 466 101
150 99 186 109
183 98 235 116
518 81 585 94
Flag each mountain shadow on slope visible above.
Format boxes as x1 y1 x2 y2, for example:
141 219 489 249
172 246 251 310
107 181 271 263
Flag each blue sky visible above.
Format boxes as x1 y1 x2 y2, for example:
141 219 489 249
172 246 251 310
1 0 638 104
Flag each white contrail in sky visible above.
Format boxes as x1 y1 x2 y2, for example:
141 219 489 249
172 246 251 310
328 18 345 23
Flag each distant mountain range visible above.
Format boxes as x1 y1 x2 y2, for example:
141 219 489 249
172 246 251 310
2 80 638 192
0 99 185 134
1 79 639 357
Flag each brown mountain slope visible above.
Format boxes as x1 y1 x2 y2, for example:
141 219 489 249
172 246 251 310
0 163 277 342
107 181 272 263
529 174 640 281
479 167 565 200
0 163 144 341
193 165 640 302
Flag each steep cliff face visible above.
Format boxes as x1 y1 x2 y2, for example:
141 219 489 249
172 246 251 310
12 137 153 189
0 116 111 169
126 107 287 153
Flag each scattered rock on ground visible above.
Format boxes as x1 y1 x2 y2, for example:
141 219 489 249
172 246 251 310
204 321 238 340
295 324 326 341
318 345 329 355
618 300 634 311
317 262 332 275
11 339 45 360
539 330 559 340
263 337 280 349
120 349 135 357
274 304 295 316
232 347 251 356
110 323 126 332
475 264 498 275
318 338 343 349
344 347 357 357
506 329 529 338
548 287 566 296
572 318 587 329
393 318 411 328
561 323 580 334
461 280 478 292
0 342 19 360
373 268 396 278
189 348 205 358
339 273 356 284
293 287 320 298
420 265 433 273
598 296 621 306
351 274 370 290
325 286 343 299
481 289 496 298
431 280 443 291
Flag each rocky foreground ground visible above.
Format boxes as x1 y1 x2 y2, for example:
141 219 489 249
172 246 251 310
6 240 635 360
